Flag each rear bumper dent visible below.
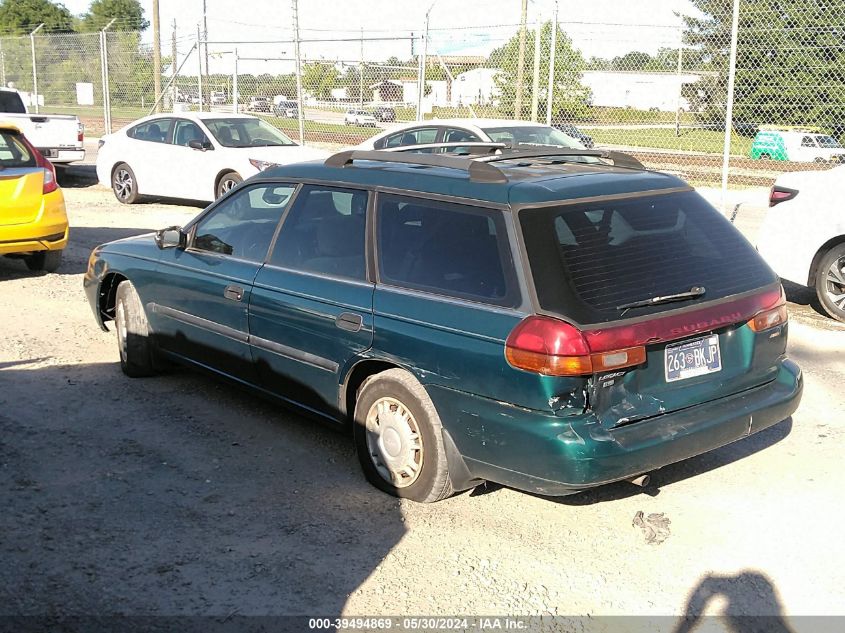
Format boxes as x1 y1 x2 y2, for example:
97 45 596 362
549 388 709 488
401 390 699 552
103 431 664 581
431 359 802 496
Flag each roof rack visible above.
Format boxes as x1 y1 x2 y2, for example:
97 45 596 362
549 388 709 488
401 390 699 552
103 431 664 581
387 141 507 156
482 147 645 170
324 149 508 183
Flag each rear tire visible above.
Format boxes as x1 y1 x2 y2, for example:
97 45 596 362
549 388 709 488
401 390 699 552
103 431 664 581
112 163 141 204
115 281 157 377
815 243 845 323
353 368 454 503
24 249 63 273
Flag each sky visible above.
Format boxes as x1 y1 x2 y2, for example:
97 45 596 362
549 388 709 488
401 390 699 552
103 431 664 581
57 0 698 74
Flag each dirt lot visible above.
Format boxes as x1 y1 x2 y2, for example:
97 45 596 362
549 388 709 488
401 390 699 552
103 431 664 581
1 173 844 630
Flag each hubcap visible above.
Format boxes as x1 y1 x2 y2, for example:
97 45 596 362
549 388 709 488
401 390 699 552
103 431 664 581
115 301 128 362
824 256 845 312
365 397 423 488
114 169 133 200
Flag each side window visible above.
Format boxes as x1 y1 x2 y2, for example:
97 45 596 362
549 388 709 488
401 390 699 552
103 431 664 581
192 183 295 262
801 136 816 147
381 127 439 148
443 128 480 143
129 118 172 143
269 185 368 281
173 120 209 147
377 194 517 306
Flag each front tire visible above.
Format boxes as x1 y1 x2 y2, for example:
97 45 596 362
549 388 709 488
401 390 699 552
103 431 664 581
112 163 141 204
353 369 454 503
115 281 157 377
24 249 63 273
815 243 845 322
216 171 242 198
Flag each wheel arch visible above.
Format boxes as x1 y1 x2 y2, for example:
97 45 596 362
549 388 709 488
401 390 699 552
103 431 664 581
98 271 129 328
214 169 240 197
807 234 845 287
339 358 405 422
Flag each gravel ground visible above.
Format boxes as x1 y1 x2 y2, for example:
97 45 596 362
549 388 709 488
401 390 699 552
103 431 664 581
1 173 844 630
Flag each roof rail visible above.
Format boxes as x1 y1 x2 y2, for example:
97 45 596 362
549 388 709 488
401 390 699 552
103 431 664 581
324 149 508 183
387 141 507 156
483 147 645 170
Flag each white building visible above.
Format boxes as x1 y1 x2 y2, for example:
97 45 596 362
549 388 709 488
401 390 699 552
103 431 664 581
401 80 449 108
451 68 501 107
581 71 702 112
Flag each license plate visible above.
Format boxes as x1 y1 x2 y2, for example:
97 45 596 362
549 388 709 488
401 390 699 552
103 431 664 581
665 334 722 382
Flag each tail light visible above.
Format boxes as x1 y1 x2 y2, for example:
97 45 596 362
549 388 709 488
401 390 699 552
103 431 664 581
77 122 84 143
505 316 647 376
506 286 786 376
769 185 798 207
748 287 788 331
19 134 58 194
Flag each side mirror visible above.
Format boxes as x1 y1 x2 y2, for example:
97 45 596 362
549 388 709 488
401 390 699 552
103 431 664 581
155 226 186 250
188 139 213 151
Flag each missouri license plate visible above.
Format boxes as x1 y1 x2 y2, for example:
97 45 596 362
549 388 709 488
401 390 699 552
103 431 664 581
665 334 722 382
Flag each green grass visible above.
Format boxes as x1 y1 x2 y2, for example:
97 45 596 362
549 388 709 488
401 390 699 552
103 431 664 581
584 126 753 156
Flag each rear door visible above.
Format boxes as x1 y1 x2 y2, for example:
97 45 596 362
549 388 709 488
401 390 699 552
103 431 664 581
123 118 175 197
518 190 784 427
0 130 43 226
248 185 374 420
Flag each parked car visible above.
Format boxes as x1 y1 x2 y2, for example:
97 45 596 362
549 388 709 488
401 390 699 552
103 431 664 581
372 106 397 123
345 109 378 127
355 118 585 151
0 88 85 166
273 100 299 119
95 113 327 202
247 96 271 113
757 165 845 322
551 123 594 148
0 122 67 272
749 129 845 163
85 146 802 502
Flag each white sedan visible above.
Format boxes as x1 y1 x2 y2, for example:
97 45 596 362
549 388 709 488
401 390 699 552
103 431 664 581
757 165 845 322
96 113 327 203
354 118 584 152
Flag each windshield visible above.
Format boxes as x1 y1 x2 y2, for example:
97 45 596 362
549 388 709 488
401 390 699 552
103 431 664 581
202 117 296 148
481 125 583 148
816 135 842 148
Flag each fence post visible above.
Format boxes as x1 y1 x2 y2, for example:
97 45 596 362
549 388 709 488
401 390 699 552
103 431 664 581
233 48 238 114
720 0 741 210
197 26 204 112
675 34 684 138
417 8 431 122
545 3 557 126
30 24 44 114
292 0 305 145
101 19 117 134
530 19 541 122
0 38 6 88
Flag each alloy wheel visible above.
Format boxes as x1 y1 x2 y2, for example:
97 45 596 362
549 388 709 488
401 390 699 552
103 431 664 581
824 255 845 312
114 169 133 201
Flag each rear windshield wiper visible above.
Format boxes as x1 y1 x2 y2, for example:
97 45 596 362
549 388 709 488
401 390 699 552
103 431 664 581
616 286 706 316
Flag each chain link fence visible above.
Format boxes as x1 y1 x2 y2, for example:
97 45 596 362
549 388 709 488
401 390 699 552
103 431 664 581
2 0 844 193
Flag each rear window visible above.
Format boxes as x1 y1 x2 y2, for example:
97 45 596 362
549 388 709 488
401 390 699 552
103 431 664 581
0 131 36 167
0 91 26 113
519 190 777 323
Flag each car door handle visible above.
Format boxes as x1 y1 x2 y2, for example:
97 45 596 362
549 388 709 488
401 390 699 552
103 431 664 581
335 312 363 332
223 285 244 301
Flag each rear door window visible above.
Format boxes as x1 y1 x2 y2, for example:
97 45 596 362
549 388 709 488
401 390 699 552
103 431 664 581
379 127 439 149
0 131 35 167
129 119 173 143
377 194 518 306
518 190 777 323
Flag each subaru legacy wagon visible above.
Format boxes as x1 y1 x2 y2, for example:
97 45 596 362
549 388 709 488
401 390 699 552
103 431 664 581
84 147 802 502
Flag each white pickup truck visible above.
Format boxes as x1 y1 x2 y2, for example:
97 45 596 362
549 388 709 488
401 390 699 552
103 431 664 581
0 88 85 165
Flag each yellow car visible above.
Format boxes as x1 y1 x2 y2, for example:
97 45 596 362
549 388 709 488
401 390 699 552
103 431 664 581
0 122 68 272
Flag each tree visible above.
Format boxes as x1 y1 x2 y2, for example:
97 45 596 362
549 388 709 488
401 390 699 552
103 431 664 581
80 0 148 32
301 62 339 100
681 0 845 133
0 0 74 34
488 21 590 120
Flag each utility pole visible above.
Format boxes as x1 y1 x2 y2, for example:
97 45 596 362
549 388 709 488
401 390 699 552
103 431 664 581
152 0 161 112
202 0 209 105
171 19 178 110
514 0 528 119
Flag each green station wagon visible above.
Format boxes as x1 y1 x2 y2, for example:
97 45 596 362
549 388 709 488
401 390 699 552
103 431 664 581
84 147 802 502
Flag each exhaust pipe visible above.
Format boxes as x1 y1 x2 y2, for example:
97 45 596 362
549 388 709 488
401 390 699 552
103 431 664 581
627 474 650 487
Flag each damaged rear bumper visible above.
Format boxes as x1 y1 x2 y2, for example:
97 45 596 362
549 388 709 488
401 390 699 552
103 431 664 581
428 358 802 497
